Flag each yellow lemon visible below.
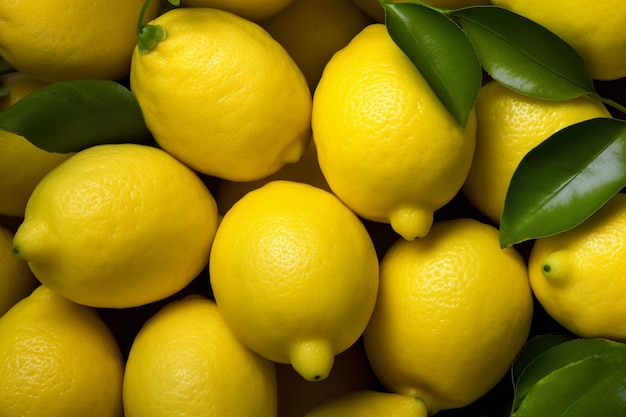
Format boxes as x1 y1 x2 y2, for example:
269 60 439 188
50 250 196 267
259 0 374 92
123 295 277 417
0 0 160 82
491 0 626 80
312 24 476 240
215 140 330 214
209 180 379 381
0 73 73 217
463 79 611 224
275 338 379 417
302 390 428 417
0 225 38 316
351 0 491 23
528 192 626 343
363 218 533 414
130 7 312 181
180 0 295 21
0 285 124 417
12 143 219 308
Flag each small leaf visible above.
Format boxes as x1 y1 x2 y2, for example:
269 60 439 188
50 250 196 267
0 57 15 77
511 333 574 387
452 6 596 101
511 340 626 417
500 117 626 247
0 79 152 153
512 338 626 412
382 2 481 129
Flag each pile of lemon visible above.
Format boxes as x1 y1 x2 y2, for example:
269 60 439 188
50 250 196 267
1 0 626 416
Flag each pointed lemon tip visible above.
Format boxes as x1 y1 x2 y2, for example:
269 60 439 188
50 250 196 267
12 220 50 262
540 251 569 282
389 206 433 241
289 340 335 382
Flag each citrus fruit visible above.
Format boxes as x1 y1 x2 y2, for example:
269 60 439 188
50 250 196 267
463 79 611 224
0 285 124 417
209 180 379 381
0 225 38 316
259 0 374 92
123 295 277 417
312 23 476 240
363 218 533 413
180 0 294 21
528 192 626 343
130 7 312 181
0 0 160 82
0 72 73 217
302 390 428 417
491 0 626 80
215 140 330 214
12 143 219 308
351 0 490 22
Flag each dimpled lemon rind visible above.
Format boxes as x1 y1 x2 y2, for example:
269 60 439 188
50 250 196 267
312 24 476 241
209 180 379 382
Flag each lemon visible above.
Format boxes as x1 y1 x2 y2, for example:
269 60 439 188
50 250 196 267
528 192 626 343
130 7 312 181
0 0 160 82
491 0 626 80
215 140 331 214
276 339 379 417
0 225 38 316
123 294 277 417
259 0 374 92
12 143 219 308
0 73 74 217
302 390 428 417
180 0 294 21
351 0 490 22
0 285 124 417
312 24 476 240
463 79 611 224
363 218 533 413
209 180 379 381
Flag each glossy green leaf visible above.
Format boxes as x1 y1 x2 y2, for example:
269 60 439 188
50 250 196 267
0 79 152 153
452 6 596 100
382 2 481 129
500 117 626 247
511 333 574 386
511 340 626 417
512 338 626 412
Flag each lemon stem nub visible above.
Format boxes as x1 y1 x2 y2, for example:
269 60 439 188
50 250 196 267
137 0 166 55
540 252 568 282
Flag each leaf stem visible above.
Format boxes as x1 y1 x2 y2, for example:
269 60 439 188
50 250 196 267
137 0 153 37
594 94 626 117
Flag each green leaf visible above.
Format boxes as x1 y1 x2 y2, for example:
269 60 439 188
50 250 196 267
511 333 574 386
452 6 596 101
0 57 15 77
0 79 152 153
511 339 626 417
500 117 626 247
512 338 626 412
382 2 481 129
